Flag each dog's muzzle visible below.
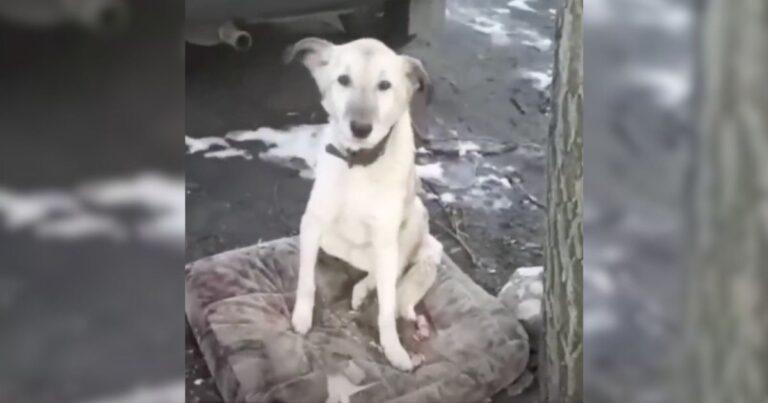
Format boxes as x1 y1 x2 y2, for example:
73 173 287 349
326 124 395 168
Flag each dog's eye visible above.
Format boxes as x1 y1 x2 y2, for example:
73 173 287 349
337 74 351 87
377 80 391 91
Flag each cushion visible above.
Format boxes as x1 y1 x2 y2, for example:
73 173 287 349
185 237 529 403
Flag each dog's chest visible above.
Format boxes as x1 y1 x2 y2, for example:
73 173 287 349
327 175 382 245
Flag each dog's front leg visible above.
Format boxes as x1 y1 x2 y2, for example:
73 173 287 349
373 226 413 371
292 212 322 334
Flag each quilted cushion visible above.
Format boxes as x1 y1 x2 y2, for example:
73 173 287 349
185 237 529 403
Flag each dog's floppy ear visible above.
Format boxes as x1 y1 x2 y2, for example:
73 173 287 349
402 55 432 104
284 37 334 72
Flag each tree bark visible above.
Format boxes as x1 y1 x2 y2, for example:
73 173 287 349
682 0 768 401
541 0 583 402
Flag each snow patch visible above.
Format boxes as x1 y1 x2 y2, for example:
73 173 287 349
478 174 513 189
185 136 229 154
0 173 183 248
516 299 541 320
507 0 535 13
447 6 511 47
457 141 481 156
521 69 553 91
35 213 125 241
528 281 543 297
514 28 552 51
439 192 456 204
415 162 445 182
79 173 184 247
186 135 252 160
227 125 325 178
203 148 252 160
0 190 79 230
516 266 543 277
492 197 513 210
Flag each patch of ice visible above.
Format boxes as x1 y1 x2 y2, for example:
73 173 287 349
516 266 543 277
507 0 535 13
521 69 553 91
203 148 252 160
82 379 183 403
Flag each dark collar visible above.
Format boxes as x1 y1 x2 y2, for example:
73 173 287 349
325 126 394 168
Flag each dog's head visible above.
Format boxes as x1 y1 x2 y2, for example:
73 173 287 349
285 37 430 150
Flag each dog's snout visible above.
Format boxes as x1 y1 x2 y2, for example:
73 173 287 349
350 121 373 139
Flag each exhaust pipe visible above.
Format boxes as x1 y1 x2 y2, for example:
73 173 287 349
218 21 252 52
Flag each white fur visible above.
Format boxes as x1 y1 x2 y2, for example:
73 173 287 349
289 38 443 371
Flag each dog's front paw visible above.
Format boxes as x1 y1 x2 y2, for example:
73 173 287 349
383 343 413 372
291 300 313 335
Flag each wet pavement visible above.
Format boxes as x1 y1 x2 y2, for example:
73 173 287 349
185 0 559 401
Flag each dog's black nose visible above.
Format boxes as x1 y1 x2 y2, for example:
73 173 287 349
350 121 373 139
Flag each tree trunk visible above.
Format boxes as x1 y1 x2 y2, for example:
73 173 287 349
682 0 768 401
541 0 583 402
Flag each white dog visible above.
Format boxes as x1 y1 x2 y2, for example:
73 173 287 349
285 37 443 371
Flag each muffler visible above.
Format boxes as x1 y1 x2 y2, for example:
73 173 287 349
217 21 252 52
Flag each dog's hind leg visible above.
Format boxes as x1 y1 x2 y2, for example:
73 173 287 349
351 273 375 310
396 234 442 323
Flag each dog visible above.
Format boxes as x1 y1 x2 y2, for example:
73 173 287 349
284 37 444 371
